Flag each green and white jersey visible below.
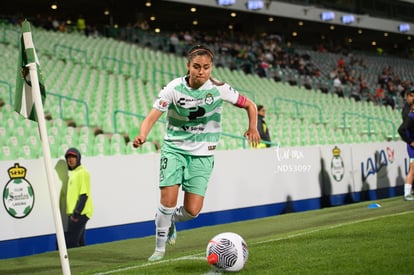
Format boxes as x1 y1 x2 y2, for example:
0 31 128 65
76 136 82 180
153 76 241 156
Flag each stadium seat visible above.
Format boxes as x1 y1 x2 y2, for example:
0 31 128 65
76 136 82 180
0 126 8 140
61 134 78 148
0 20 409 153
78 142 93 157
7 136 20 148
92 142 109 156
111 133 124 144
125 142 140 155
94 134 110 147
58 143 70 158
1 146 15 161
78 133 93 145
109 142 125 155
17 145 37 160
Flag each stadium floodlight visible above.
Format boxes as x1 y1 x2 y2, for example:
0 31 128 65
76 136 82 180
398 23 410 33
246 0 264 11
320 11 335 21
217 0 236 6
341 15 355 24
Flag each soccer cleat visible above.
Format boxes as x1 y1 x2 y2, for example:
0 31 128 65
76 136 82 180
148 250 165 261
167 221 176 245
404 195 414 201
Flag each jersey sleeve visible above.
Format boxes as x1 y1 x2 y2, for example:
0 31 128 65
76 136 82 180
219 83 243 105
153 79 179 112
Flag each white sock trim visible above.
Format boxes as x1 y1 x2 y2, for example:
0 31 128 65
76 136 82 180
174 206 198 222
405 183 412 196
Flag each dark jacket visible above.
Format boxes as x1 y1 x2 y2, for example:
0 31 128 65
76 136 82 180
257 115 271 147
398 110 414 144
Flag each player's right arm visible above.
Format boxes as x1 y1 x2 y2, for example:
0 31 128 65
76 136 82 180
133 108 163 148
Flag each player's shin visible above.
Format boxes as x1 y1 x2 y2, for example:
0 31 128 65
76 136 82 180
154 205 175 252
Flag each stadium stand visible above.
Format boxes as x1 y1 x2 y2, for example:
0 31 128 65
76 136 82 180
0 21 408 160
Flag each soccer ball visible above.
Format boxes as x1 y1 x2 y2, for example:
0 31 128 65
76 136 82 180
206 232 248 272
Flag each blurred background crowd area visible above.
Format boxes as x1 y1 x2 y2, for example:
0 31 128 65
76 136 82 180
0 0 413 158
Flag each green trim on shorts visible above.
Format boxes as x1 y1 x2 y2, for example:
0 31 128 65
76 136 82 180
159 150 214 197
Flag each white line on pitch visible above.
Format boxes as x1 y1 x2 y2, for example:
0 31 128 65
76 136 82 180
93 255 206 275
94 210 414 275
255 210 414 245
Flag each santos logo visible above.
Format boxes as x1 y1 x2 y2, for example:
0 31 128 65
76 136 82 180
3 163 35 218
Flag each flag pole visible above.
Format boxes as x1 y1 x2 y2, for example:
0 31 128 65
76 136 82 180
26 62 71 275
19 20 71 273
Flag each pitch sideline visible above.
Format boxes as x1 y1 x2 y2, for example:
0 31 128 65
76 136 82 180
93 210 414 275
255 210 414 245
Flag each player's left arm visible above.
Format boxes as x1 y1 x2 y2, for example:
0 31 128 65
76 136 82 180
236 95 260 147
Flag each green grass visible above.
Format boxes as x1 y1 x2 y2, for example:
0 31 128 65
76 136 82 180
1 197 414 274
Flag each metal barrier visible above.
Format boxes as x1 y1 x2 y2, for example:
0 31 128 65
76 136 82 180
113 110 148 134
101 56 139 78
272 96 323 123
53 44 87 63
342 111 397 140
47 91 90 127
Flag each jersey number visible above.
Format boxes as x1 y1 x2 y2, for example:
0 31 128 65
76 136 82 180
160 157 168 170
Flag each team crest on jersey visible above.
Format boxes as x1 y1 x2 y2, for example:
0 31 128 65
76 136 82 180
205 93 214 105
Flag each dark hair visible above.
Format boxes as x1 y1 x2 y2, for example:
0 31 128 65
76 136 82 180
186 45 224 86
257 105 264 111
187 45 214 62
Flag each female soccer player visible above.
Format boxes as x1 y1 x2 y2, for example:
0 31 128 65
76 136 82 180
133 45 260 261
398 88 414 201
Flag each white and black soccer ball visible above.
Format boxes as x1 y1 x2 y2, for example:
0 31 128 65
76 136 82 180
206 232 248 272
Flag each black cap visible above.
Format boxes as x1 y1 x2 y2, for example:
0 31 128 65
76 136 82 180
65 147 80 158
65 147 81 170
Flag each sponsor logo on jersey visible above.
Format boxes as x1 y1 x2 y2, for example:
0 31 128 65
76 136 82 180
208 145 216 151
158 99 168 108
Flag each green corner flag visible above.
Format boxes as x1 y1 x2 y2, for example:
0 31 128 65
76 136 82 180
15 20 46 121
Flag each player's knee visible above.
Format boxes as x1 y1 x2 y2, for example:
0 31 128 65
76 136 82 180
178 207 199 221
185 208 199 218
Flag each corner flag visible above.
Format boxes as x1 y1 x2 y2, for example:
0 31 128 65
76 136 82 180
15 20 71 275
15 20 46 121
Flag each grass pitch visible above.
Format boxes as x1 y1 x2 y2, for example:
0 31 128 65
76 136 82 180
1 197 413 274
